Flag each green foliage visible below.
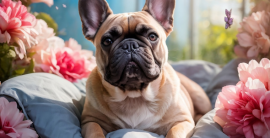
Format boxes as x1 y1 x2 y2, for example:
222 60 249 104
35 12 58 34
197 24 237 65
167 32 189 62
0 43 16 82
166 24 237 65
0 44 35 83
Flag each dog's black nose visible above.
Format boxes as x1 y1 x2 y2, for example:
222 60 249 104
122 41 139 52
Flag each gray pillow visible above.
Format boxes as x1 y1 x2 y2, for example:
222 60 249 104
0 73 84 138
171 60 221 91
191 109 228 138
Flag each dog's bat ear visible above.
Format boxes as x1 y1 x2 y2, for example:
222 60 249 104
78 0 113 41
142 0 175 35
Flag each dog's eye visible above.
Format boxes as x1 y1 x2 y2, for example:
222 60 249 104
103 38 113 46
148 33 158 41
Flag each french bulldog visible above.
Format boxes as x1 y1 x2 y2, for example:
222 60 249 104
79 0 212 137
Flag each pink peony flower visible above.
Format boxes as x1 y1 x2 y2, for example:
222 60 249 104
0 0 37 59
31 0 54 7
238 58 270 90
214 78 270 138
33 19 54 44
0 97 38 138
31 37 96 82
65 38 96 61
236 11 270 59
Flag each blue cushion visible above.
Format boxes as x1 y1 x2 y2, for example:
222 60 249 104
0 73 84 138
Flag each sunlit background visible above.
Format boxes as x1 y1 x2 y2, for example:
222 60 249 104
31 0 253 65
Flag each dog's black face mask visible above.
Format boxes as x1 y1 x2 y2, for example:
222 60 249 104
79 0 175 91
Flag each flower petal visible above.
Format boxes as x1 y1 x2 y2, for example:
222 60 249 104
252 109 261 119
260 58 270 67
14 120 32 129
15 128 38 138
251 67 269 83
0 10 9 30
243 125 255 138
0 97 9 112
6 18 21 30
237 33 255 47
262 131 270 138
247 46 259 58
253 121 268 136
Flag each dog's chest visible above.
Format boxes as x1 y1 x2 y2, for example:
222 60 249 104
108 97 160 129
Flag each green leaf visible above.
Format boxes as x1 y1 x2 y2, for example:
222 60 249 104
0 43 16 82
7 49 16 58
3 43 9 50
27 52 36 58
35 12 58 34
0 57 12 73
15 68 26 75
26 59 35 74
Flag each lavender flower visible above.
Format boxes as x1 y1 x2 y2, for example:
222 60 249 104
225 9 233 29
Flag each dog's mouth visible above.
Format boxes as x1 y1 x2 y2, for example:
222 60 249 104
105 59 150 91
116 60 147 91
125 61 139 78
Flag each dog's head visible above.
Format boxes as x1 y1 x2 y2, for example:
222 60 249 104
79 0 175 91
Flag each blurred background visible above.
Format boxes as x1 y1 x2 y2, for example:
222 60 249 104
31 0 253 65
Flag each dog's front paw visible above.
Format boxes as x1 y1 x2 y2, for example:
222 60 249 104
166 133 181 138
88 133 105 138
165 121 194 138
